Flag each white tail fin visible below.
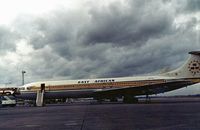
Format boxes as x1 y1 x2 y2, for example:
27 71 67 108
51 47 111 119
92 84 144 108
162 51 200 78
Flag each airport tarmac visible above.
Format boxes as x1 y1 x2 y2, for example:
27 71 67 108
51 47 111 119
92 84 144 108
0 100 200 130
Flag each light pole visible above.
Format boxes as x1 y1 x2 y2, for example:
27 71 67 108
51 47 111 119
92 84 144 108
22 70 26 85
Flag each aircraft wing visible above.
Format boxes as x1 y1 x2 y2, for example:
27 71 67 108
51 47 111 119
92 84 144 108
94 80 194 97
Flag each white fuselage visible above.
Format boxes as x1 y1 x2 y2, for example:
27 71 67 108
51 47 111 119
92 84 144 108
17 75 181 100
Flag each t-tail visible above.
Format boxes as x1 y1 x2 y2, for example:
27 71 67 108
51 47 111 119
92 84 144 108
162 51 200 78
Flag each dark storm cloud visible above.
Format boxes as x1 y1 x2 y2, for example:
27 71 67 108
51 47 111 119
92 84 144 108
12 10 89 60
83 0 174 47
185 0 200 12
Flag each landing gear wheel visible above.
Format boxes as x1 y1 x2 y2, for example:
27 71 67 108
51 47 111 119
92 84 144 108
110 97 118 102
145 94 151 103
123 95 138 104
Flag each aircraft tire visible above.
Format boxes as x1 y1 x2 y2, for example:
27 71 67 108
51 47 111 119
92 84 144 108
123 95 138 104
110 97 118 102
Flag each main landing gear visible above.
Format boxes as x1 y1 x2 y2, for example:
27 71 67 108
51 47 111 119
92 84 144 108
145 94 151 103
123 95 138 104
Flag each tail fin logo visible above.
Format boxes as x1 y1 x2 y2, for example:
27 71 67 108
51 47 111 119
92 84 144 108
188 60 200 75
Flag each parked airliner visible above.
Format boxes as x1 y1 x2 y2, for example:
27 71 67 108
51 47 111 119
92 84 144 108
16 51 200 103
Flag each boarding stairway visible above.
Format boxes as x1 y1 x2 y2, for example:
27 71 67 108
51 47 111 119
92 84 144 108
36 84 45 107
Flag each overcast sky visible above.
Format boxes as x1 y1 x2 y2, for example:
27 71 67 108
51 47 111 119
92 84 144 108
0 0 199 95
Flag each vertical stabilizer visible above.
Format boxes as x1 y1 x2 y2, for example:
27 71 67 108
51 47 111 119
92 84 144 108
162 51 200 78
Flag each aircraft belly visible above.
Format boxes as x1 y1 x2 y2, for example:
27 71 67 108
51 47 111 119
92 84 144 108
17 89 95 100
45 89 94 99
16 92 37 100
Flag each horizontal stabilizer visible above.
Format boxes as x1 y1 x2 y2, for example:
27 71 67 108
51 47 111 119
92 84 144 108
189 51 200 56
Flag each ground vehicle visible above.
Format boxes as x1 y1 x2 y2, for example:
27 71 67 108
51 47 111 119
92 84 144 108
0 96 16 107
0 88 17 95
